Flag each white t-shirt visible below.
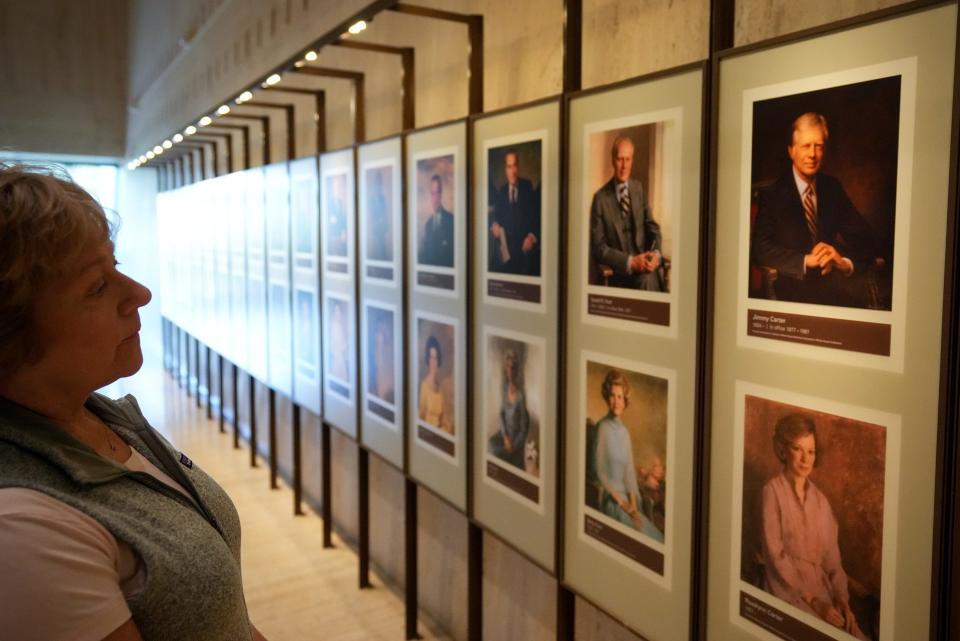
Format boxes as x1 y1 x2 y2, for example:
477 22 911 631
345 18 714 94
0 448 194 641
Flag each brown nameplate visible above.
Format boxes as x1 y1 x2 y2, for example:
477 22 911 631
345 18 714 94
583 513 664 575
747 309 891 356
588 294 670 326
739 592 836 641
488 279 541 304
486 460 539 503
417 271 455 290
417 424 455 456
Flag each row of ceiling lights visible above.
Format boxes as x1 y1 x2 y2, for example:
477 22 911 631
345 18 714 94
128 19 368 171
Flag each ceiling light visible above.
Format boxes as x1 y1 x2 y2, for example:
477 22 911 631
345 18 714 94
162 140 173 149
153 145 164 154
139 155 147 163
217 104 231 115
199 116 212 127
348 20 367 35
236 90 253 103
146 151 156 159
173 133 184 143
265 73 281 86
304 50 318 61
184 125 197 136
127 161 137 170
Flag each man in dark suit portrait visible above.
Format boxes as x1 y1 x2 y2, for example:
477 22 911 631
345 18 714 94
752 112 878 308
489 149 541 276
589 135 664 291
418 174 454 267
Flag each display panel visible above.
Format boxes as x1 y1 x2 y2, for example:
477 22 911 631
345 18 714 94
472 101 560 572
320 148 357 438
707 6 956 641
290 156 321 415
359 137 404 467
564 65 703 641
226 170 249 371
265 161 292 396
406 121 468 509
244 166 270 385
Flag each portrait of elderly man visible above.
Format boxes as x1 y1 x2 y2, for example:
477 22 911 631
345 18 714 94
751 112 880 308
589 135 665 292
488 148 541 276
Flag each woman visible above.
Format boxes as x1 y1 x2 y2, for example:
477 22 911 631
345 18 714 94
760 414 867 640
418 335 448 432
594 369 663 541
487 347 530 470
0 165 267 641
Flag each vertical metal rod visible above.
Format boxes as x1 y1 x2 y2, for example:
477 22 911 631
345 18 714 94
218 355 226 433
562 0 582 93
316 92 327 154
322 422 333 548
556 584 575 641
467 522 483 641
269 389 278 489
358 447 370 588
194 338 201 408
205 346 213 419
405 479 419 640
402 48 415 130
468 16 483 115
293 404 304 515
286 105 296 160
249 376 258 466
354 77 366 143
232 366 240 446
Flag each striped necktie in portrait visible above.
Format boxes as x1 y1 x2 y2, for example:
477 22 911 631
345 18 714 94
803 182 818 241
619 183 631 222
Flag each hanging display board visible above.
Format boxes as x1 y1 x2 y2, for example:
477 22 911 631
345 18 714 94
290 156 322 416
244 166 270 385
359 136 404 468
320 148 358 438
265 161 293 396
213 174 233 359
471 100 560 572
562 65 704 640
706 5 957 641
226 170 249 371
406 120 468 509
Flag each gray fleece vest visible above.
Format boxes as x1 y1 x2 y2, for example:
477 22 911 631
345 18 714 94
0 393 252 641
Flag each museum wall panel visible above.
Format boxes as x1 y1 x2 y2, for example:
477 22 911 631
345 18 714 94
0 0 127 156
300 410 325 509
733 0 913 45
582 0 710 89
482 535 557 641
331 429 361 544
368 456 406 589
417 488 469 641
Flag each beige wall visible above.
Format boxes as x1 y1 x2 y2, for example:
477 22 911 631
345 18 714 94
0 0 127 157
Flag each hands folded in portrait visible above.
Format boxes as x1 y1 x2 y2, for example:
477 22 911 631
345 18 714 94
804 241 853 276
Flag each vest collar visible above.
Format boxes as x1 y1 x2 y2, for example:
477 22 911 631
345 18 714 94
0 393 135 485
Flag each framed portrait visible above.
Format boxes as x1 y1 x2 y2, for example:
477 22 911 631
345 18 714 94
321 167 353 279
481 327 547 509
707 6 956 641
412 149 459 295
290 156 319 270
363 301 399 430
360 157 400 284
577 352 675 583
730 382 900 641
480 133 549 311
407 121 468 509
293 288 319 383
579 110 682 335
413 312 458 460
323 292 353 402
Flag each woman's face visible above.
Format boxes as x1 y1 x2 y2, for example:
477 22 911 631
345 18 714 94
784 433 816 480
607 383 626 417
427 347 439 375
27 237 152 393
